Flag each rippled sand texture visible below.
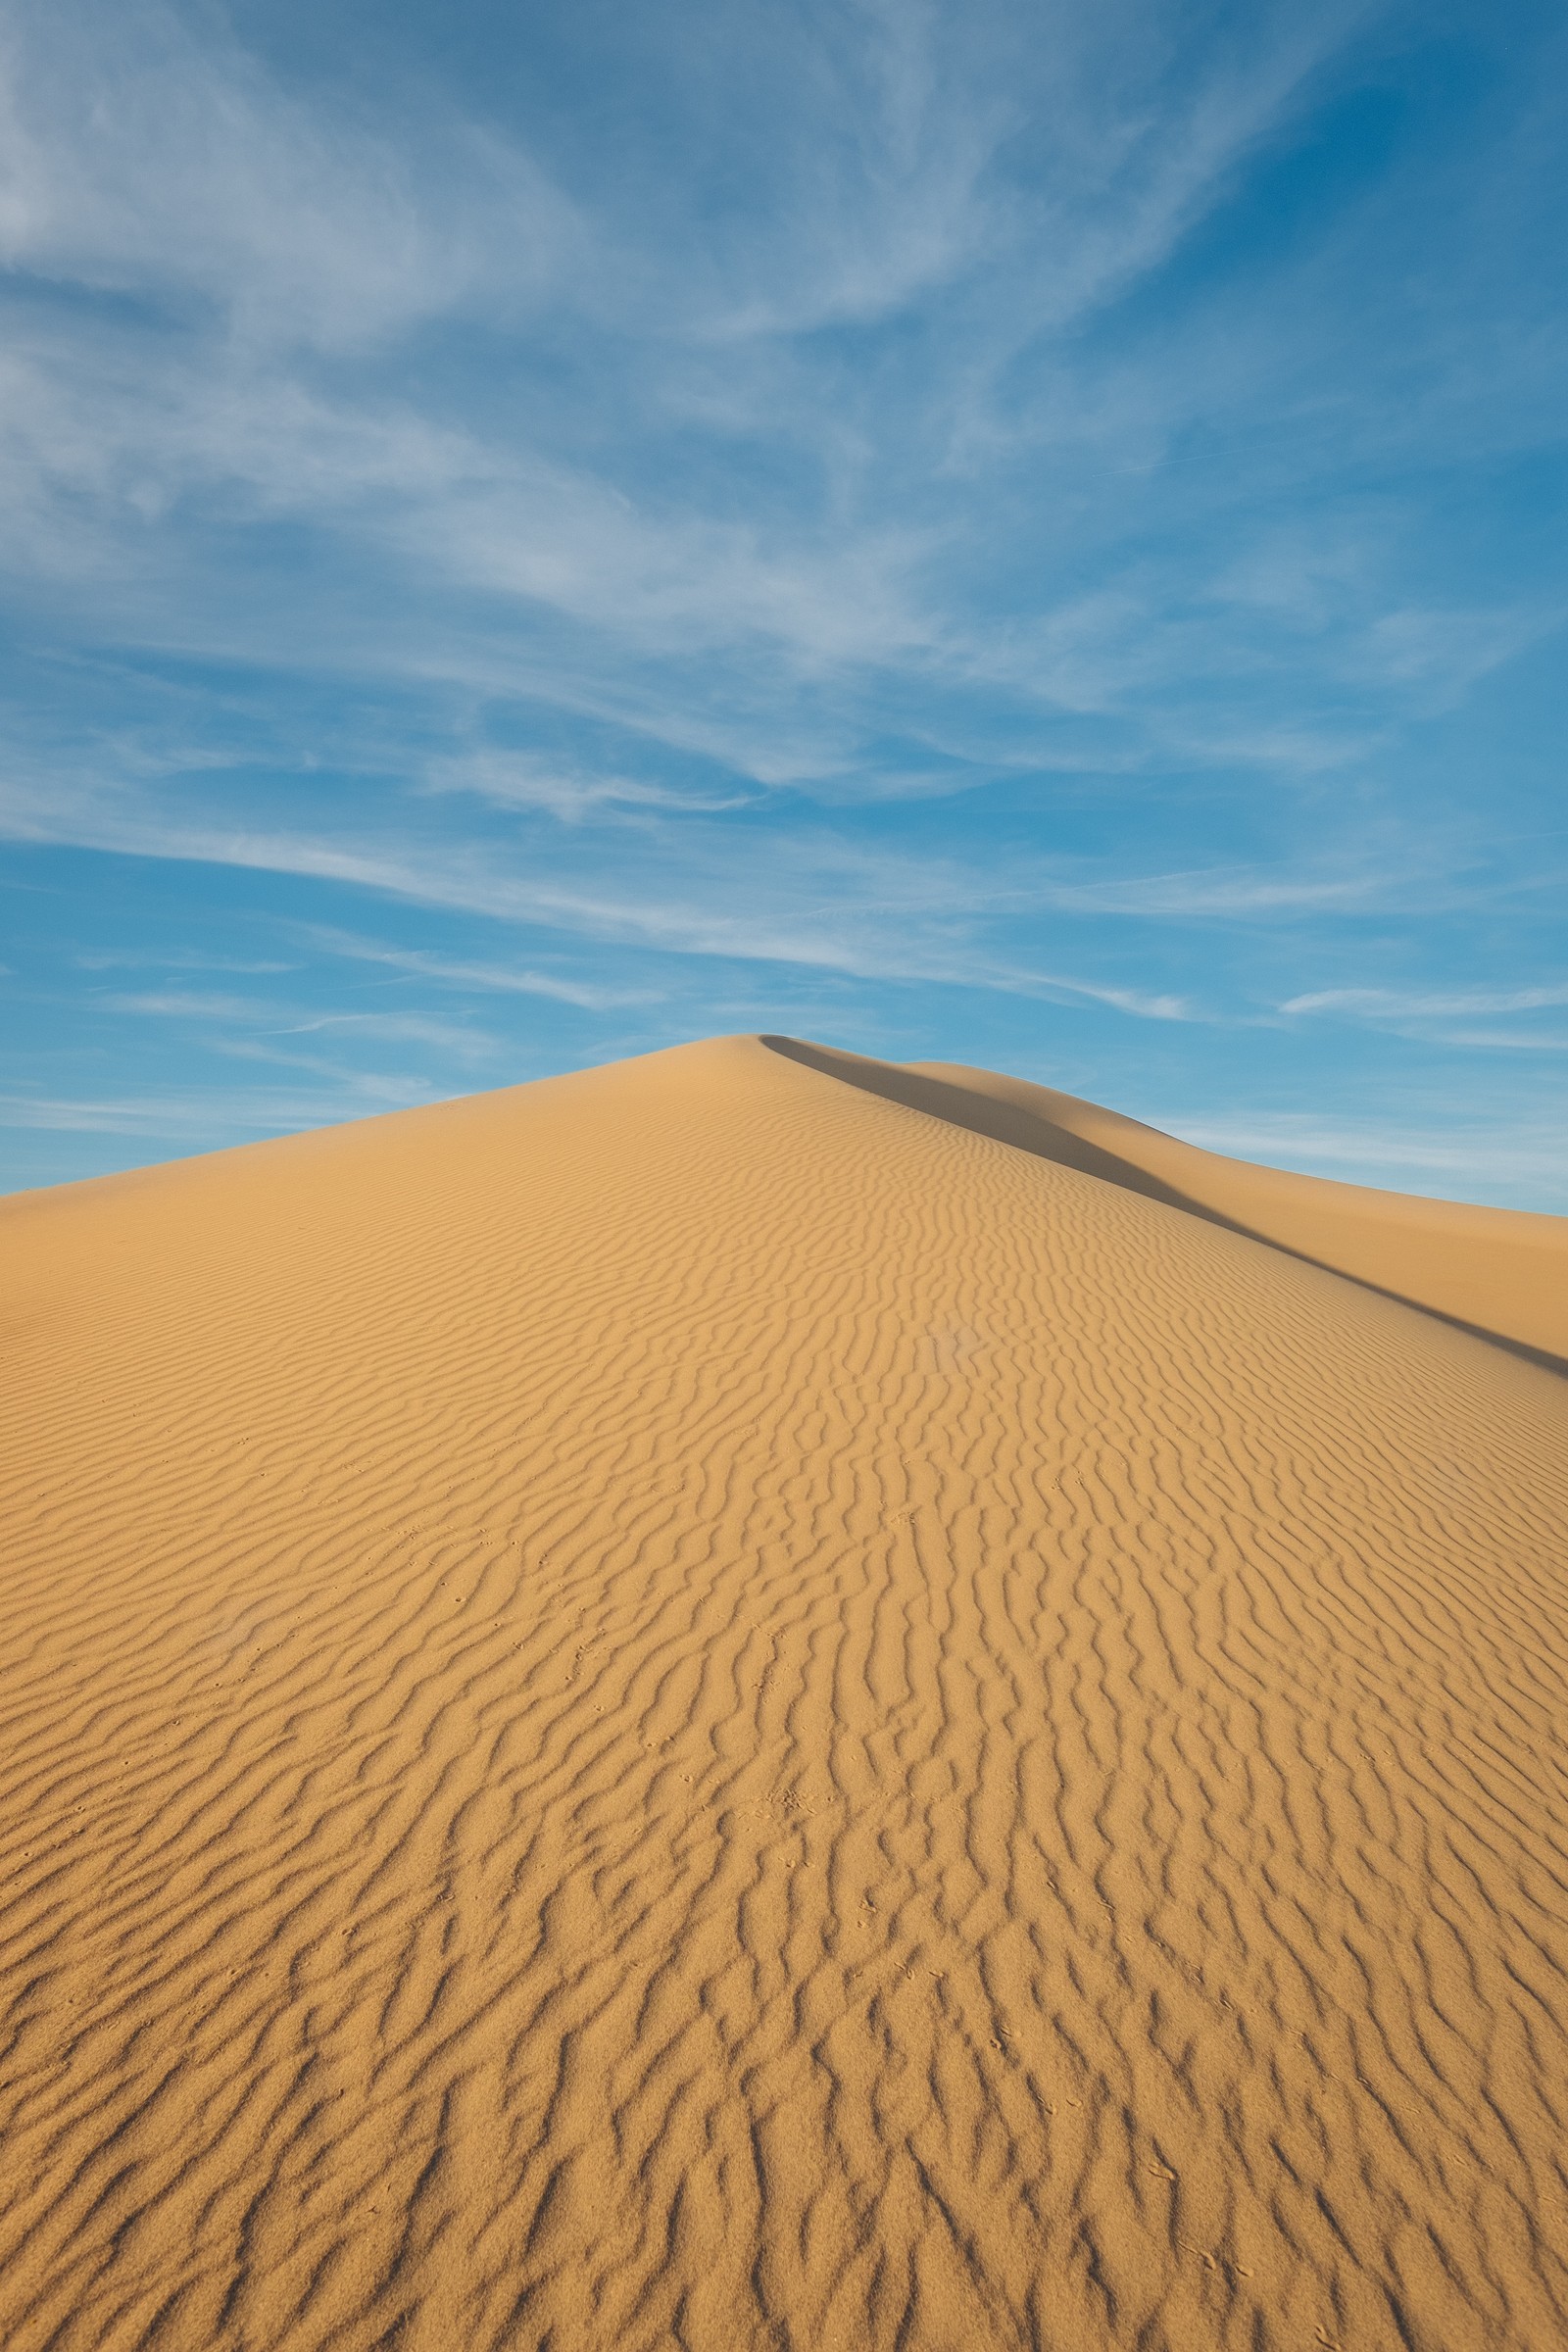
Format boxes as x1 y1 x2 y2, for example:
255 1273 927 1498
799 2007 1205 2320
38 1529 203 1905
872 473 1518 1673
3 1033 1568 2352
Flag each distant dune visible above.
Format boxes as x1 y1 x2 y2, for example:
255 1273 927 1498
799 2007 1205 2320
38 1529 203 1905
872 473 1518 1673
3 1034 1566 2352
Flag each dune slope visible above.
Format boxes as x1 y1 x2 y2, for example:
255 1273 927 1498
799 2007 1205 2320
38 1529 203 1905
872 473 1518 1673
2 1033 1567 2352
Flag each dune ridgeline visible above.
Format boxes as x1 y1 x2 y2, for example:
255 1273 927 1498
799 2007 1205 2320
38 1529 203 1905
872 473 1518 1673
3 1032 1567 2352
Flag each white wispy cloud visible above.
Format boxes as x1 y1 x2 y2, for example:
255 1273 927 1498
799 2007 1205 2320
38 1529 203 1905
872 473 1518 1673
299 926 660 1010
102 989 265 1018
1047 864 1391 917
1428 1028 1568 1053
424 752 751 821
1284 983 1568 1017
97 985 497 1059
75 951 295 972
0 1076 432 1138
1347 604 1562 701
0 0 577 351
274 1012 497 1057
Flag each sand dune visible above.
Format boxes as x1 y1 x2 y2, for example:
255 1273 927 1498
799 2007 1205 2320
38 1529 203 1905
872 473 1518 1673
2 1033 1566 2352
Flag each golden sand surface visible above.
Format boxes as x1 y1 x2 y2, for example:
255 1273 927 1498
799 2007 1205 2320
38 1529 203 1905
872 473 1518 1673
2 1032 1566 2352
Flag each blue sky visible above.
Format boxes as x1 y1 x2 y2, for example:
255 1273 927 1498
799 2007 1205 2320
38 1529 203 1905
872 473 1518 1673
3 0 1566 1203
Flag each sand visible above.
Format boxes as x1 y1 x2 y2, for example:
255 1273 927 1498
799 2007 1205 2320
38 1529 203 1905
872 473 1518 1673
2 1031 1566 2352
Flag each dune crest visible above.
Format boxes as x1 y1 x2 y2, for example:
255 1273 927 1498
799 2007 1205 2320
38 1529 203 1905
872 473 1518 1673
2 1033 1567 2351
